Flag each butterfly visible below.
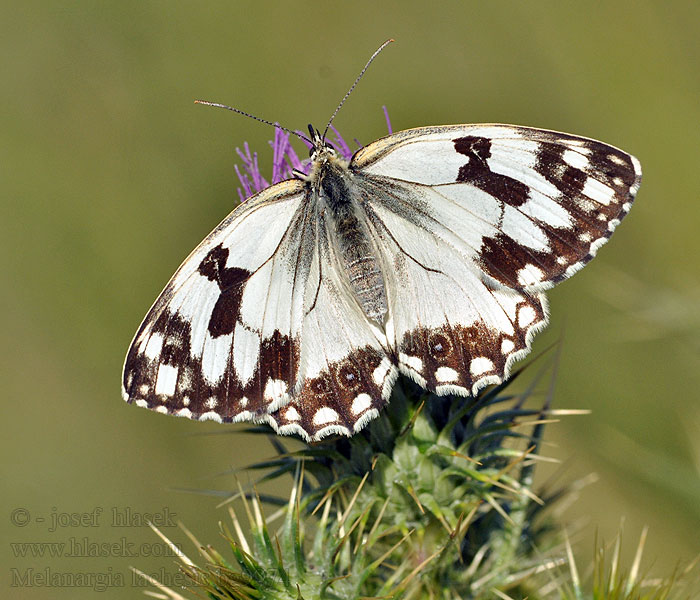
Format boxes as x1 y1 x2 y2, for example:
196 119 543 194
122 46 641 442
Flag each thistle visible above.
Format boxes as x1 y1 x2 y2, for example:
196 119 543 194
136 367 561 599
136 371 698 599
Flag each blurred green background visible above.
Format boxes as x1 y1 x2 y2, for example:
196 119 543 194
3 2 699 597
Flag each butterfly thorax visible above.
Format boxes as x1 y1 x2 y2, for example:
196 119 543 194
306 146 388 324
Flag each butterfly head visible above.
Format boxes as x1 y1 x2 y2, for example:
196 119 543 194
307 124 334 155
292 124 349 184
304 123 341 165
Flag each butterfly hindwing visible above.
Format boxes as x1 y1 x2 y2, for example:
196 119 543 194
267 203 397 440
358 180 548 395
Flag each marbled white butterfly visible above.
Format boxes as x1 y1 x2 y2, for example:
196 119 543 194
122 43 642 441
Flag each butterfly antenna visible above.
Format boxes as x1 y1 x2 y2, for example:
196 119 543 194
194 100 312 144
322 38 394 141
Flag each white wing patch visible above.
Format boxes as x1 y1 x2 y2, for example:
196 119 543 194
361 137 467 184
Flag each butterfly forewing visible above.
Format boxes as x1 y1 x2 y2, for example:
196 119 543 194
122 180 308 421
354 124 641 291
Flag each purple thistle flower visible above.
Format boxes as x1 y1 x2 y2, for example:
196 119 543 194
234 108 392 201
382 105 393 135
234 142 269 203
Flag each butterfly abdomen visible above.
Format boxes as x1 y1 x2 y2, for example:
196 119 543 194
319 158 388 323
340 228 387 323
